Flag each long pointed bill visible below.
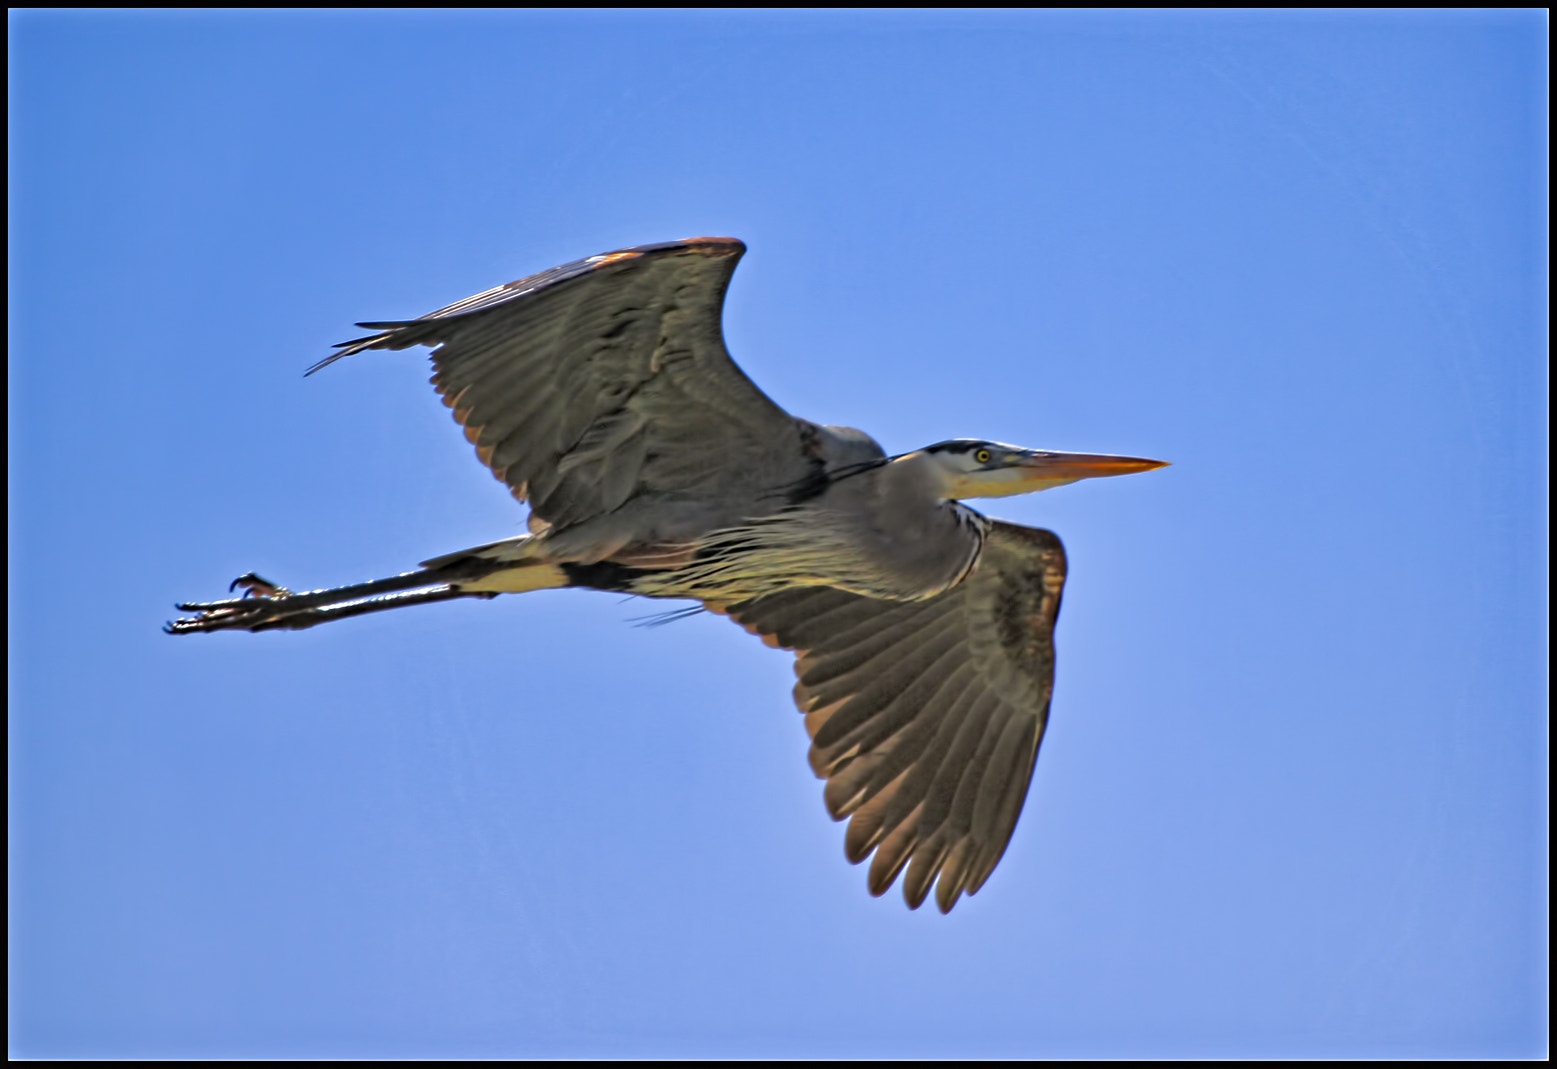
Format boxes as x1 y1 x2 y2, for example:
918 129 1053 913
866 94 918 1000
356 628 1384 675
952 450 1170 499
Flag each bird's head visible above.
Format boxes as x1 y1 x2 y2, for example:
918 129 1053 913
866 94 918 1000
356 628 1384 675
915 439 1169 500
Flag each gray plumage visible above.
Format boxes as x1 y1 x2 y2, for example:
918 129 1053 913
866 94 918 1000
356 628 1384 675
171 237 1165 913
723 521 1065 912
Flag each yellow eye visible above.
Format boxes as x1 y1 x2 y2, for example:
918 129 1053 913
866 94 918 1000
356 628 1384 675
974 449 992 464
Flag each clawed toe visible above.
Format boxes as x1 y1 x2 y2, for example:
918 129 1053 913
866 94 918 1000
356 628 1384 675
176 597 244 612
229 572 292 598
165 602 269 634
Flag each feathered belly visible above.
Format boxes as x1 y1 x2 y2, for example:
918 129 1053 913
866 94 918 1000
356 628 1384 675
622 505 988 604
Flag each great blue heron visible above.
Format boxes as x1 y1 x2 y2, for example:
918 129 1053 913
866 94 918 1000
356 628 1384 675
168 237 1166 913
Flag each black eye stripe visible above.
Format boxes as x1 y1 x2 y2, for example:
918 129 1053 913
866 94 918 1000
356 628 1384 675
927 439 985 455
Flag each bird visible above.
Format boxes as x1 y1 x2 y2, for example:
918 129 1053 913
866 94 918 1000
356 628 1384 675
168 237 1166 913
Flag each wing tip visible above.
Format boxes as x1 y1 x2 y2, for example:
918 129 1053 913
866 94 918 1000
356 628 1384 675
678 236 745 255
303 349 352 376
612 236 745 260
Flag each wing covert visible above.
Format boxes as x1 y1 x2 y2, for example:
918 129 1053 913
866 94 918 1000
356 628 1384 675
315 239 819 545
723 521 1067 912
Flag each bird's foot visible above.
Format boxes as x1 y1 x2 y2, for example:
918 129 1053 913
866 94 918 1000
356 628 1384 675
166 574 299 634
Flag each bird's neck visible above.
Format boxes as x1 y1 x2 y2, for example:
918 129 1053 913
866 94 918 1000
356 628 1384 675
853 453 986 593
876 451 958 511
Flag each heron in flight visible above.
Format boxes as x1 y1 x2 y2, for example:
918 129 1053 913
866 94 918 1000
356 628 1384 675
169 238 1166 913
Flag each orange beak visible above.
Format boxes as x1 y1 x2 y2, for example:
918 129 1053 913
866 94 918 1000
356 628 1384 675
950 450 1169 499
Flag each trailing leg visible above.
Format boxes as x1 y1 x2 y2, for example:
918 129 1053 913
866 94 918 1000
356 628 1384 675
165 555 566 635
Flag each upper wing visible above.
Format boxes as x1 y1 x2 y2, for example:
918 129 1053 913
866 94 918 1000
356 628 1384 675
723 521 1066 913
315 238 818 543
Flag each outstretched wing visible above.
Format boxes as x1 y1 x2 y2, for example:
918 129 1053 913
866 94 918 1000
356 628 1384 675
723 521 1066 913
315 238 818 544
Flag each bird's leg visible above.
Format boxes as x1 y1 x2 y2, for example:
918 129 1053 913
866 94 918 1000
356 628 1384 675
166 565 497 635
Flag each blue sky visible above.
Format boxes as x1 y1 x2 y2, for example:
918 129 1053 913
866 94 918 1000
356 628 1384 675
9 11 1546 1057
